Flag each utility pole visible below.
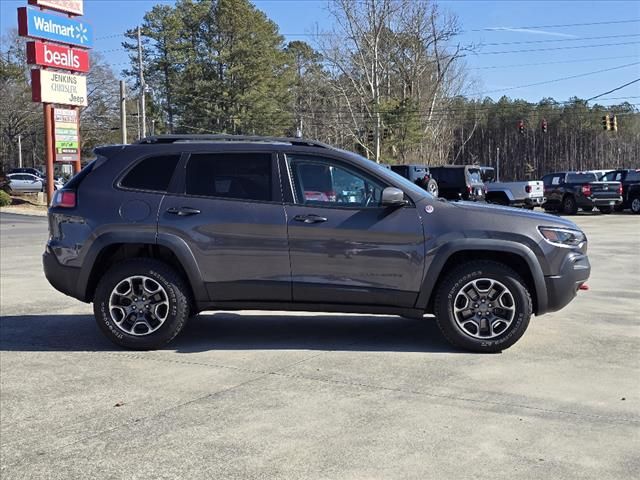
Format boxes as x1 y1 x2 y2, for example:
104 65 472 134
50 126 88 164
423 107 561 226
496 146 500 182
137 26 146 139
17 134 23 168
119 81 128 144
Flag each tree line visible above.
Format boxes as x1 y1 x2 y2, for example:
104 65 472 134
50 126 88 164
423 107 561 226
1 0 638 180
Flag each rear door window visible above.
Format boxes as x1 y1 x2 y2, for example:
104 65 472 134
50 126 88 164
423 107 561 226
185 153 273 202
121 154 180 192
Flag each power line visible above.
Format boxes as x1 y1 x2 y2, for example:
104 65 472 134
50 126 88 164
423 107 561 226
469 18 640 32
481 33 640 46
586 78 640 102
471 56 639 70
477 41 640 56
472 62 640 96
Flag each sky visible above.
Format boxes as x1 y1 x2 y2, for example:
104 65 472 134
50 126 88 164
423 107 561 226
2 0 639 106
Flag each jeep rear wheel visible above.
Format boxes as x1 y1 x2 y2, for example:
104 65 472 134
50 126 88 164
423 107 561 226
426 179 439 198
562 195 578 215
631 197 640 214
434 261 532 353
599 206 613 214
93 258 191 350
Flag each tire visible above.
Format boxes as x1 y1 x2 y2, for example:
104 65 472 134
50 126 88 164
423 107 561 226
434 261 532 353
426 179 439 198
562 195 578 215
93 258 191 350
582 206 593 212
630 197 640 214
599 206 613 214
614 204 624 212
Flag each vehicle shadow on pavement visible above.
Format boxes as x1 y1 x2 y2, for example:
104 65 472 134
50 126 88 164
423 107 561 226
0 313 460 354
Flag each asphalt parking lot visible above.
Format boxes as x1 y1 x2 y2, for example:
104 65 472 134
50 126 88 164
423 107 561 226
0 211 638 479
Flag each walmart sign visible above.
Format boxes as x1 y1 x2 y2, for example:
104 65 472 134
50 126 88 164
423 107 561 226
18 7 93 49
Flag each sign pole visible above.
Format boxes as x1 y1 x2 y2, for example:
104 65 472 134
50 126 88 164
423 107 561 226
74 106 82 173
44 103 55 204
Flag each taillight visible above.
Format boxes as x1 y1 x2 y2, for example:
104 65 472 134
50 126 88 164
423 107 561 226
581 185 591 196
467 185 472 194
51 190 76 208
525 185 532 193
618 184 623 195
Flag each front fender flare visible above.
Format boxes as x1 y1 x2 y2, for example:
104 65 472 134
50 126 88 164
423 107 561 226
415 239 548 315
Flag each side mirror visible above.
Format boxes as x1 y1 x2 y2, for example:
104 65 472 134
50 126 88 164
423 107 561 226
381 187 407 207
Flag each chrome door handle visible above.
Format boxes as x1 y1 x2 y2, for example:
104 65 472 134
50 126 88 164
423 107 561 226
293 214 328 224
166 207 201 216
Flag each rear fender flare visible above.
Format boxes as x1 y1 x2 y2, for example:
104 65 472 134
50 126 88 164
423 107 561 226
78 232 207 303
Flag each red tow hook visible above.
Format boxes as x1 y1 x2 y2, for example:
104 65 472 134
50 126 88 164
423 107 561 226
578 283 590 291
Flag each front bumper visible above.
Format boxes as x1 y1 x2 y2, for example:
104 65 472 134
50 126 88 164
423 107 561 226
543 252 590 314
43 248 83 301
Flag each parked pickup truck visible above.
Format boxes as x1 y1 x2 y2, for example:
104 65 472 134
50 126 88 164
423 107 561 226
478 166 545 209
599 169 640 212
542 171 622 214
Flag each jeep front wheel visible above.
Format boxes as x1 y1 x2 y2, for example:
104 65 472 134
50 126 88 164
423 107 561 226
93 258 191 350
434 261 532 353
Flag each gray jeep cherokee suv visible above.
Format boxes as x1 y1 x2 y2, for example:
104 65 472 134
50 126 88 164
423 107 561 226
43 135 591 352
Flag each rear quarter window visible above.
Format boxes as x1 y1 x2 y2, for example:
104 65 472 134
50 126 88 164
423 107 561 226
120 155 180 192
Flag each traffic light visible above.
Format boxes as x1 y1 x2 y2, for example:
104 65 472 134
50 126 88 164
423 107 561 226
602 115 610 131
609 115 618 132
367 130 374 142
541 119 548 133
517 120 525 135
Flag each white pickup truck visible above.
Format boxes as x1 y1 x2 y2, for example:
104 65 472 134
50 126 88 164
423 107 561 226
480 167 545 209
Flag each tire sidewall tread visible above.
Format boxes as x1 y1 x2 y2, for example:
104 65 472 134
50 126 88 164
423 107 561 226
434 260 532 353
93 258 191 350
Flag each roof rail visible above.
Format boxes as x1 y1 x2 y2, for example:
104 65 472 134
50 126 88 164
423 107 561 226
134 134 332 149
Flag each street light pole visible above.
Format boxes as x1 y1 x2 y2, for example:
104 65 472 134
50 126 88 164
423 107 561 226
137 26 146 139
17 134 23 168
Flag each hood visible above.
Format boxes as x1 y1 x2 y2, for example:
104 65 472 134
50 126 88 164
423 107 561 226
449 201 579 230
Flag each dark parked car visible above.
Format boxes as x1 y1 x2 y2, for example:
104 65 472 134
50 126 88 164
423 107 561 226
542 172 622 214
599 169 640 212
44 135 591 353
389 164 438 197
428 166 486 201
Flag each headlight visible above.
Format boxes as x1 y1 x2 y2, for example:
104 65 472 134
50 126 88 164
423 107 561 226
538 227 586 248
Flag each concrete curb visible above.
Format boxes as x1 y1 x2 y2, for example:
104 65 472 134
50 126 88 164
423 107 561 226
0 207 48 217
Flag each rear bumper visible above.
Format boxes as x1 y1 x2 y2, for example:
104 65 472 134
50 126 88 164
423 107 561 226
578 196 622 207
43 248 84 301
543 252 590 314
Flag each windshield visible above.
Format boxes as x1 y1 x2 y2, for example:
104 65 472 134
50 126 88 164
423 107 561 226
467 168 482 184
567 173 597 183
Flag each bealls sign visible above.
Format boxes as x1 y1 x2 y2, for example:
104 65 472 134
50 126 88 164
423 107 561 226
27 41 90 73
18 6 93 49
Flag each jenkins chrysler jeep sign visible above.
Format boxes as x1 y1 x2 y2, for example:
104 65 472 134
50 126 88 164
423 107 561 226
27 41 89 73
31 69 87 106
18 7 93 48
